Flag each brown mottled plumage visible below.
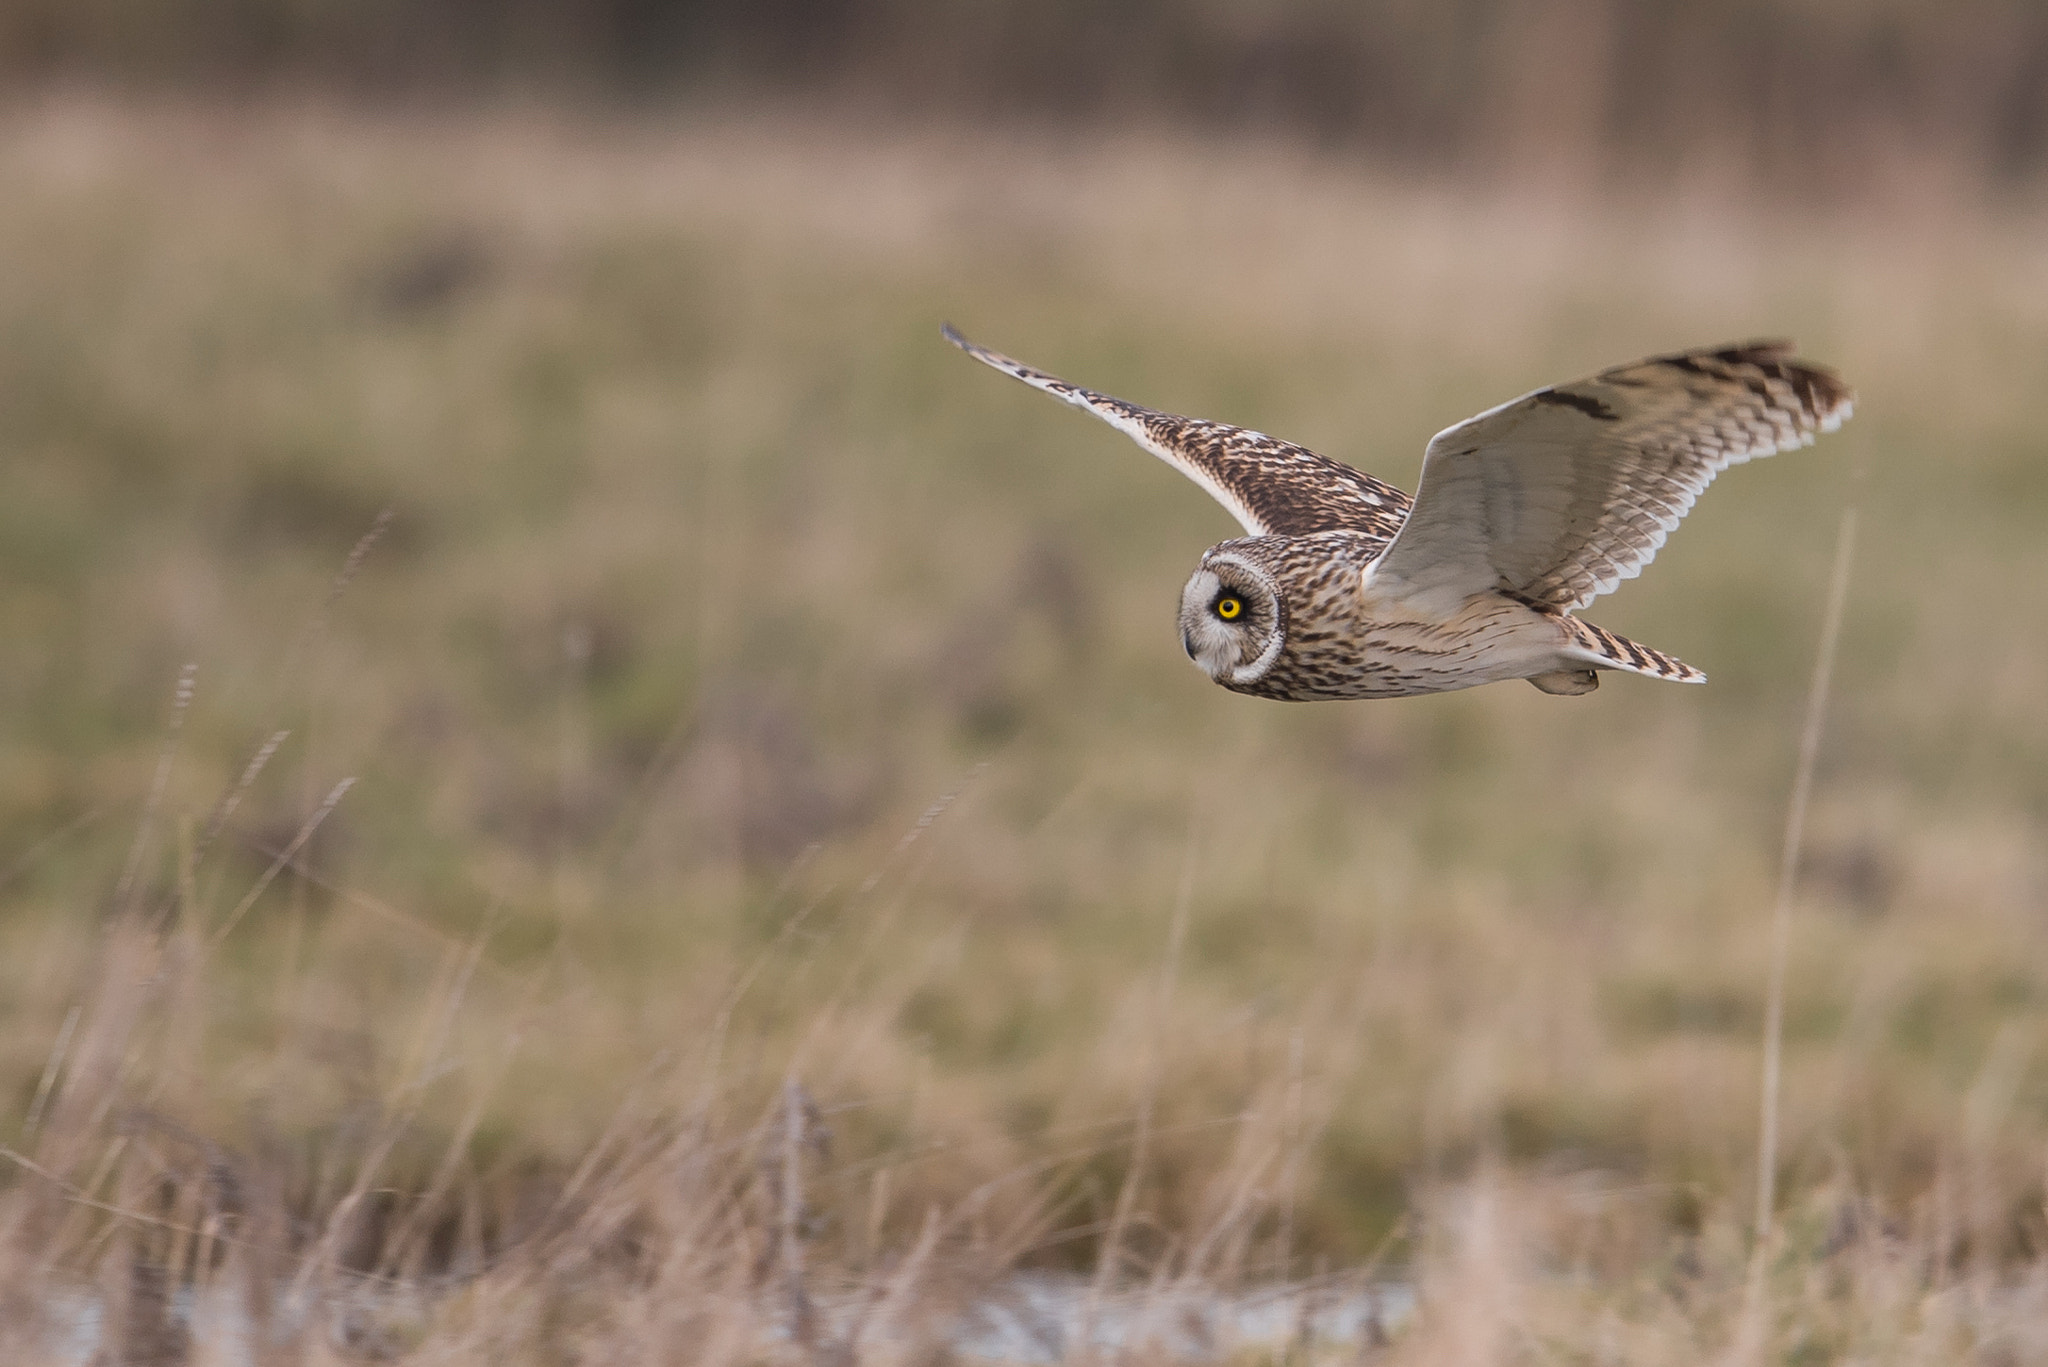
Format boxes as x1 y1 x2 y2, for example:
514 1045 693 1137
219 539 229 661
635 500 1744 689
944 326 1853 700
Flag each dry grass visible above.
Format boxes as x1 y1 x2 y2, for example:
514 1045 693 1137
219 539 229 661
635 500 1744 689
2 94 2048 1361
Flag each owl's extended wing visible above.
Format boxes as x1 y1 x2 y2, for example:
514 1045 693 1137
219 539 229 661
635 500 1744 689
1369 341 1853 614
945 326 1409 541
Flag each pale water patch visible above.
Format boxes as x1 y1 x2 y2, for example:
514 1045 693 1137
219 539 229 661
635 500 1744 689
42 1273 1414 1364
945 1272 1414 1362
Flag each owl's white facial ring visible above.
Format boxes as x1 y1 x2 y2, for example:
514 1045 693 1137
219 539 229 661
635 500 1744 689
1178 553 1285 685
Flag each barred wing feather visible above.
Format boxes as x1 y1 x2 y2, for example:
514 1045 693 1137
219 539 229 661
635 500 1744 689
1370 342 1853 613
944 325 1410 544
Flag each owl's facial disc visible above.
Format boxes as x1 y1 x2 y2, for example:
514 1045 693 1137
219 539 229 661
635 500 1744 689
1178 555 1284 685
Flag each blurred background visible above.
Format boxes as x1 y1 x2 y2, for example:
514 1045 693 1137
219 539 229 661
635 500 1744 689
3 2 2048 1359
10 0 2048 202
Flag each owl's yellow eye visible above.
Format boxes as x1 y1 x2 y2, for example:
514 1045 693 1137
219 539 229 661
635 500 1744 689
1215 596 1243 620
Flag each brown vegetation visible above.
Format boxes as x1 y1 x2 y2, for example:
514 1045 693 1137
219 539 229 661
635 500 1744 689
1 96 2046 1360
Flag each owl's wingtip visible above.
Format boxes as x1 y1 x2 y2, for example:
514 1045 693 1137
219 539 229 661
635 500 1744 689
942 323 1013 371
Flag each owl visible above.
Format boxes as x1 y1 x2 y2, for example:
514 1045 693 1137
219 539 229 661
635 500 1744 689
945 327 1852 699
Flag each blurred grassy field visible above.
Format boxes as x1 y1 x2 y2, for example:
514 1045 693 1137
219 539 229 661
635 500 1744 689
4 95 2048 1356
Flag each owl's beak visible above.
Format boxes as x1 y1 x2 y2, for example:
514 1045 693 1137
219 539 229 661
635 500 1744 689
1181 631 1196 660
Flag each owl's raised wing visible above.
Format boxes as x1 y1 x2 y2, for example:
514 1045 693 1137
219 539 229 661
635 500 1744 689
945 326 1409 541
1369 342 1852 614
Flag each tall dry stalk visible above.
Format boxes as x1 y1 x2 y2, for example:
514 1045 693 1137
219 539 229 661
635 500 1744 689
1755 507 1859 1243
1734 506 1858 1363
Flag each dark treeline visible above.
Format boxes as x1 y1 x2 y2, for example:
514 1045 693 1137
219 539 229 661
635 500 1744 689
6 0 2048 195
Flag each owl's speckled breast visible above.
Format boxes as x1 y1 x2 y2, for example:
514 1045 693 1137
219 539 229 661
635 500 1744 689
1209 532 1566 701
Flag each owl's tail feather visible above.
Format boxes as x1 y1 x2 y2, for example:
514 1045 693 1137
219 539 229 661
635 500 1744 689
1559 616 1708 684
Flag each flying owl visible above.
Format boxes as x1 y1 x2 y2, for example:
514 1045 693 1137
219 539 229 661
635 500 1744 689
944 326 1852 699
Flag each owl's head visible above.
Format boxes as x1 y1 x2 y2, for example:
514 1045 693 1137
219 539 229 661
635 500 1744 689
1178 551 1286 687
